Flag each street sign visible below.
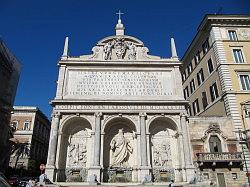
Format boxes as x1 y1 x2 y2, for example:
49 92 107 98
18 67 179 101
40 164 46 171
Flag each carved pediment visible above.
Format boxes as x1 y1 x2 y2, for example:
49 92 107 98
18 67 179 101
79 35 161 61
201 123 227 141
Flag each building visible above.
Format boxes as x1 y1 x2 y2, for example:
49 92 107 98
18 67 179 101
46 16 195 184
9 106 51 172
0 39 21 173
181 15 250 186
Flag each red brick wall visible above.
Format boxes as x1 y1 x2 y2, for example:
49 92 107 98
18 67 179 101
11 116 32 130
227 144 237 153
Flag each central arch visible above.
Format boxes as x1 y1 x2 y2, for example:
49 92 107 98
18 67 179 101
102 116 137 182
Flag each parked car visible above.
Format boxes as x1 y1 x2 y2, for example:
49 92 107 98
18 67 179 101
0 173 11 187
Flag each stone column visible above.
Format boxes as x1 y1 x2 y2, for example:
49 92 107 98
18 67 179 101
88 112 102 183
139 112 150 182
180 113 194 181
93 112 102 166
176 132 185 182
140 112 148 166
46 112 60 182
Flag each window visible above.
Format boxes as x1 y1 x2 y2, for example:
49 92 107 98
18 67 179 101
184 86 189 99
207 58 214 74
228 30 238 41
202 38 210 54
239 74 250 90
182 72 187 81
232 173 238 180
233 49 244 63
209 135 222 153
194 51 201 64
197 69 205 85
187 63 193 74
192 99 200 115
23 122 30 130
187 106 192 116
202 91 208 109
210 82 219 102
190 79 196 94
182 74 185 82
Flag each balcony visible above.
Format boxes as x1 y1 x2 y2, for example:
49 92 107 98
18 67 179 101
196 152 243 168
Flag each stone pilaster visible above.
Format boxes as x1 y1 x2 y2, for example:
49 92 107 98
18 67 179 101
180 113 194 182
55 65 66 99
88 112 102 182
139 112 150 182
46 111 60 182
176 132 185 182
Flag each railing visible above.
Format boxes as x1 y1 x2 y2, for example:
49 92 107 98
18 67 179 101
196 152 243 163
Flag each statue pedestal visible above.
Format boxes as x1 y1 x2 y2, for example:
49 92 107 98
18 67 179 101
139 166 151 182
88 166 101 183
105 167 132 183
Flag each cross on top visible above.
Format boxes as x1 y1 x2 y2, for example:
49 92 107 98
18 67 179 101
116 10 124 20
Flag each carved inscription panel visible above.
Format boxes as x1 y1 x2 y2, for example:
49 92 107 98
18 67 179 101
65 70 173 99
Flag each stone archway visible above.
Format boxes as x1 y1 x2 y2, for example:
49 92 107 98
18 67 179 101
57 116 92 182
103 116 137 182
149 117 179 182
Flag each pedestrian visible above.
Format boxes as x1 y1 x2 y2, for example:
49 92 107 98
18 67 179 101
26 179 32 187
169 179 174 187
38 173 47 186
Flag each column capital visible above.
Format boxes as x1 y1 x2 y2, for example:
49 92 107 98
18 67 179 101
51 111 60 118
179 112 187 118
94 112 102 117
139 112 147 117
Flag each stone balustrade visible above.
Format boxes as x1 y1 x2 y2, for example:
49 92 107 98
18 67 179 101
196 152 243 163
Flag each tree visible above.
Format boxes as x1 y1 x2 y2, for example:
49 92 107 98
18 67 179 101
12 142 30 169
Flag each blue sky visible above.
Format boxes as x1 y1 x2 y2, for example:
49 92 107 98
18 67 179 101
1 0 249 118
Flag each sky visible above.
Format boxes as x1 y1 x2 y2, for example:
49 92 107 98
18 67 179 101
0 0 249 118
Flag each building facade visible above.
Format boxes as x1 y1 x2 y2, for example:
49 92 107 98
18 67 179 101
9 106 51 172
181 14 250 129
181 15 250 186
46 18 195 184
0 39 21 173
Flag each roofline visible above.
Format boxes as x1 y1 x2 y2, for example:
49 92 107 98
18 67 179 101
0 38 22 67
13 106 51 123
181 14 250 62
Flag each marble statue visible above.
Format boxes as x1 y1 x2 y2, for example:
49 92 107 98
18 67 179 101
103 41 113 60
127 42 136 60
110 129 133 167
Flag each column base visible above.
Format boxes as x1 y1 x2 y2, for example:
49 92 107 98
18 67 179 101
139 166 151 183
185 166 195 182
175 168 183 182
45 165 56 182
88 166 101 183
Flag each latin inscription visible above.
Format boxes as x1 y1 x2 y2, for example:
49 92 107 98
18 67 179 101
55 105 185 110
65 70 173 97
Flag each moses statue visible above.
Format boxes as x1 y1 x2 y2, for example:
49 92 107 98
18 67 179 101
110 129 132 167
